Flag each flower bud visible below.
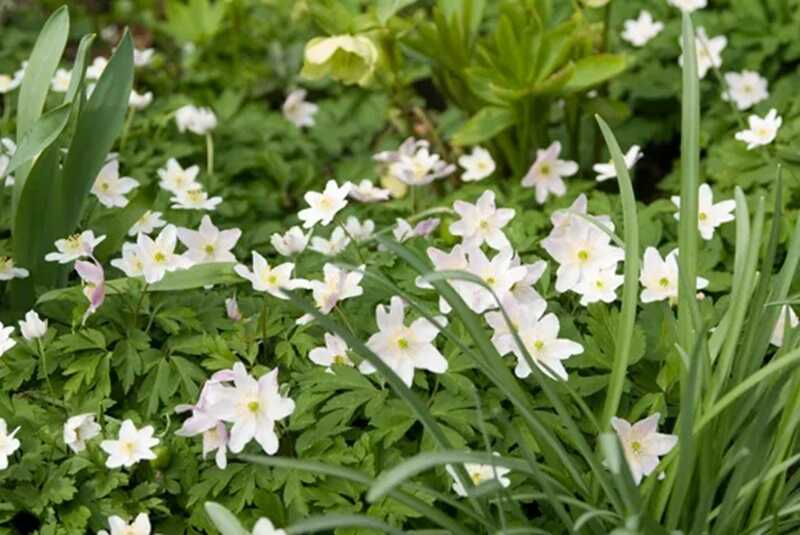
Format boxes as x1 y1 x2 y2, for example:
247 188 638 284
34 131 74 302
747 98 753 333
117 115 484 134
301 35 379 86
19 310 47 340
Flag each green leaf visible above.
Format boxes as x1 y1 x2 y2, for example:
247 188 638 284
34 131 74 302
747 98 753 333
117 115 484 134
204 502 249 535
376 0 417 24
563 54 627 94
5 103 71 177
450 106 517 146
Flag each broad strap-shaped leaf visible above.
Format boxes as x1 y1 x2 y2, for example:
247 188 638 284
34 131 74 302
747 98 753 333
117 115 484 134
451 106 517 146
5 103 71 177
563 54 627 94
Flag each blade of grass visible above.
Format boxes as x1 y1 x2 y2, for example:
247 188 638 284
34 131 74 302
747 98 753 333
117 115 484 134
203 502 249 535
285 514 406 535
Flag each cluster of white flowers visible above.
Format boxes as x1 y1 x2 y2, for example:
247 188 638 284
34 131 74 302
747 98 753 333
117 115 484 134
176 362 295 468
157 158 222 211
374 137 455 187
0 62 25 94
175 104 218 136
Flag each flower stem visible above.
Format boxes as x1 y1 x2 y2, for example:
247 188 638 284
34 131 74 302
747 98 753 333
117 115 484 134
120 107 135 151
206 132 215 178
37 338 56 402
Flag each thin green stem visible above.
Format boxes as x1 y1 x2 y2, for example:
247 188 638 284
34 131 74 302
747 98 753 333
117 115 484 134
36 338 56 403
206 132 215 178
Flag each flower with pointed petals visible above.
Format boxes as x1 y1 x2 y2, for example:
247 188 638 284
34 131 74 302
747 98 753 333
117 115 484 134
234 252 305 299
593 145 642 182
309 333 354 371
111 243 145 278
0 323 15 357
509 258 548 306
486 297 546 357
207 363 295 454
344 216 374 242
446 454 511 497
45 231 106 264
282 89 318 128
85 56 108 80
458 146 495 182
375 137 455 186
158 158 201 195
101 420 159 468
361 296 448 386
18 310 47 340
137 225 191 283
0 418 21 470
770 306 798 348
176 372 234 442
610 413 677 485
129 89 153 110
298 180 350 228
549 194 615 238
347 179 391 203
51 68 71 92
735 108 782 150
75 260 106 322
672 183 735 240
128 211 166 237
91 160 139 208
0 72 21 94
667 0 706 12
392 218 441 243
98 513 151 535
640 247 708 304
310 226 351 256
574 267 624 306
202 422 229 469
450 190 515 251
170 187 223 211
252 518 287 535
271 226 310 256
175 104 217 135
621 10 663 47
679 27 726 80
63 414 101 453
511 305 583 380
0 257 28 281
297 263 364 324
416 245 470 315
177 216 241 265
722 70 768 111
522 141 578 204
462 247 528 314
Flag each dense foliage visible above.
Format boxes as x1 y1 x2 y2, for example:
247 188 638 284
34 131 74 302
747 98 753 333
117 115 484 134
1 1 799 534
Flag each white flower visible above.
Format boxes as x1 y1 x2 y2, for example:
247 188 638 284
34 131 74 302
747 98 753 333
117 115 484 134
722 70 769 111
462 247 528 314
137 225 191 284
252 518 287 535
207 363 294 454
226 296 242 321
375 137 455 186
521 141 578 203
446 455 511 497
177 215 241 264
111 243 146 278
0 256 29 281
486 297 546 358
202 422 229 469
541 221 624 294
0 418 21 470
100 419 159 468
18 310 47 340
158 158 201 195
458 146 495 182
91 160 139 208
622 11 664 47
548 194 614 238
509 258 547 307
86 56 108 80
234 252 305 299
309 333 353 371
271 226 310 256
129 89 153 110
770 305 798 348
63 413 101 453
735 108 782 150
574 267 624 306
298 180 350 228
45 231 106 263
510 306 583 380
51 68 71 92
134 47 155 67
667 0 707 12
176 372 233 442
282 89 318 128
671 183 736 240
593 145 642 182
310 226 351 256
0 323 15 357
679 27 726 80
98 513 151 535
75 260 106 321
391 218 441 242
297 263 364 324
361 296 448 387
128 211 166 236
417 244 470 315
0 138 16 187
0 73 21 94
450 190 515 251
344 216 375 242
639 247 708 304
175 104 217 135
610 413 677 485
347 179 391 203
170 187 223 211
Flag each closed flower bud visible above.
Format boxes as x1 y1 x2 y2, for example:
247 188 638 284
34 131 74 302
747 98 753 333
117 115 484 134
19 310 47 341
301 34 379 86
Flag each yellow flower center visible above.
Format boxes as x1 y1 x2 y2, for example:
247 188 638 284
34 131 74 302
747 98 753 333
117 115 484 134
631 440 642 454
99 181 110 192
577 250 589 261
333 354 349 365
397 338 409 350
485 276 496 286
204 244 215 255
533 340 544 351
658 277 670 288
470 471 483 484
247 400 260 413
479 220 490 230
267 274 278 285
153 252 166 263
121 441 136 457
699 212 708 221
540 163 551 175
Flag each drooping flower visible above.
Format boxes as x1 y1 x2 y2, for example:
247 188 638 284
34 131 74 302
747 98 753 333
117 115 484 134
225 296 242 322
521 141 578 204
100 419 159 468
593 145 642 182
158 158 201 195
129 89 153 110
45 231 105 264
0 418 21 470
392 218 441 242
0 323 16 357
671 183 736 240
450 190 515 251
75 260 106 322
298 180 351 228
310 226 351 256
282 89 318 128
177 215 241 265
374 137 455 187
128 211 166 237
458 146 496 182
347 179 391 203
175 104 217 135
621 11 664 47
309 333 354 371
201 422 229 469
91 159 139 208
63 413 101 453
206 363 295 454
98 513 152 535
234 252 305 299
170 187 223 211
297 263 364 324
271 226 310 256
610 413 677 485
51 68 71 92
735 108 782 150
301 34 379 86
0 72 21 94
722 70 769 111
344 216 375 242
446 454 511 497
0 256 29 281
667 0 707 12
361 296 448 387
639 247 708 304
18 310 47 341
770 305 799 348
679 27 726 80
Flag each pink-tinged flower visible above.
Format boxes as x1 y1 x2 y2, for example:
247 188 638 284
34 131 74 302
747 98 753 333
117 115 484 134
75 260 105 323
610 413 677 485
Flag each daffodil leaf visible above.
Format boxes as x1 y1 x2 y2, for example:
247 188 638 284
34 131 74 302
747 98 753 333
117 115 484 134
5 102 71 177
